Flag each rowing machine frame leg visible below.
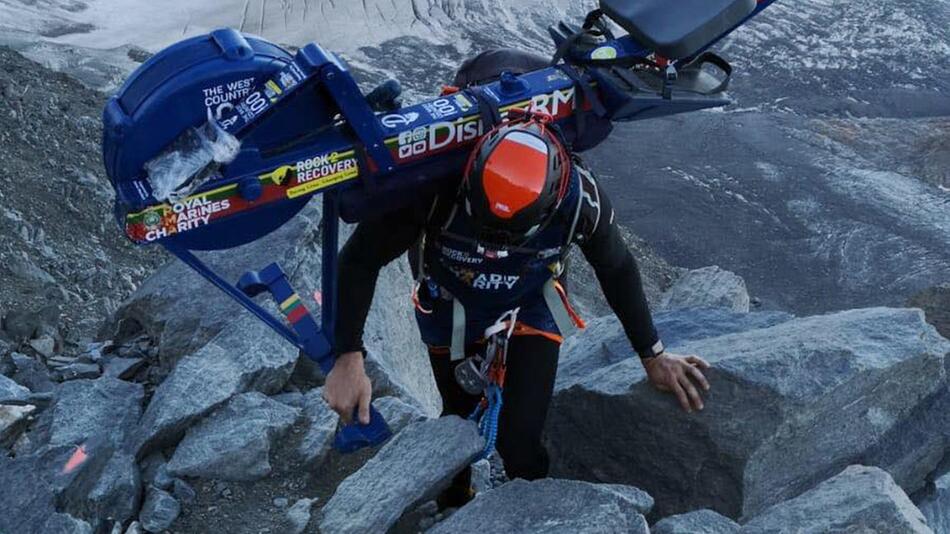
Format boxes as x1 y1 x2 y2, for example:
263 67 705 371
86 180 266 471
162 193 391 452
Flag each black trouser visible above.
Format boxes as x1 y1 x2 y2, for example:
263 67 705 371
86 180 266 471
429 334 561 482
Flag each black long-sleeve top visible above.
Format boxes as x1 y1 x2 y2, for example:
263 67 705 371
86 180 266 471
334 174 662 359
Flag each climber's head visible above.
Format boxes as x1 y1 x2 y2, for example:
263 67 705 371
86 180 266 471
461 112 571 247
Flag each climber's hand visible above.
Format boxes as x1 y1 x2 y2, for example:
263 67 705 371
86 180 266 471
643 352 710 413
323 351 373 425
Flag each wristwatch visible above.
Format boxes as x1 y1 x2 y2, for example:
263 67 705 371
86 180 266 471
639 340 665 360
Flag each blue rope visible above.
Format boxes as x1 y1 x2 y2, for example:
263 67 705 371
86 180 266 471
470 383 503 462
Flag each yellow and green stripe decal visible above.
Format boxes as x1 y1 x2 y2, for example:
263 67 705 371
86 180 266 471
280 293 308 324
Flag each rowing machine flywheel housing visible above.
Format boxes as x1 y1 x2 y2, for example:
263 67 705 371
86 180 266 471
102 28 332 250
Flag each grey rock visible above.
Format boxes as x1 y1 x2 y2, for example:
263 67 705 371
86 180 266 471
296 388 339 467
364 349 438 415
741 466 932 534
273 496 290 508
918 472 950 534
471 459 492 494
374 395 428 435
0 404 34 448
10 351 55 393
273 390 305 408
548 308 950 519
9 253 56 286
29 334 57 357
80 342 108 363
864 374 950 496
2 305 59 342
131 315 298 457
0 452 54 532
659 266 751 313
49 377 143 449
0 373 31 403
286 498 316 534
908 284 950 340
83 452 142 527
557 308 792 391
653 509 740 534
55 362 102 381
48 355 80 368
654 308 795 349
564 224 679 317
102 357 146 380
429 479 652 534
419 516 437 531
320 416 484 534
167 392 298 481
51 439 141 533
42 513 94 534
0 444 95 533
172 478 196 505
139 453 171 490
0 346 14 376
139 488 180 533
124 521 144 534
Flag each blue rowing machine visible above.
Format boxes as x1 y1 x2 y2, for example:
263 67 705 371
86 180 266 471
101 0 779 453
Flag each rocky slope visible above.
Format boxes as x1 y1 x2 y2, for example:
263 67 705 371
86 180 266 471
1 1 949 532
4 241 949 533
0 46 163 354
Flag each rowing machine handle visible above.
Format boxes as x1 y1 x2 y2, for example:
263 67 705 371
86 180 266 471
237 263 393 452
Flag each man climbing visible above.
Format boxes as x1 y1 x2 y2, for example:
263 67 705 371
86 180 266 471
323 49 710 505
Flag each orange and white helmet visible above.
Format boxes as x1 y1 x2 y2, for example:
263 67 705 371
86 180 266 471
461 112 571 245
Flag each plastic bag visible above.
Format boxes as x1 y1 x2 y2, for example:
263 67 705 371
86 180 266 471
145 109 241 202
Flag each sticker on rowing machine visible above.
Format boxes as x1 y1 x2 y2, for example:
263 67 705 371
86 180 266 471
124 148 361 244
279 293 309 324
285 150 360 199
386 87 577 163
220 59 308 133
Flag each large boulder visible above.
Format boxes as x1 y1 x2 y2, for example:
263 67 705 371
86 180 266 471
167 392 298 481
57 450 142 530
130 315 297 457
652 509 740 534
0 439 119 533
428 479 653 534
47 377 143 450
319 416 483 534
110 206 439 415
909 284 950 339
0 448 63 533
557 308 792 390
548 308 950 520
741 466 932 533
659 266 750 313
0 373 31 403
918 471 950 534
9 352 55 393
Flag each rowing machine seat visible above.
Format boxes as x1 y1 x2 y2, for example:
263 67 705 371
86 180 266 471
600 0 756 58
